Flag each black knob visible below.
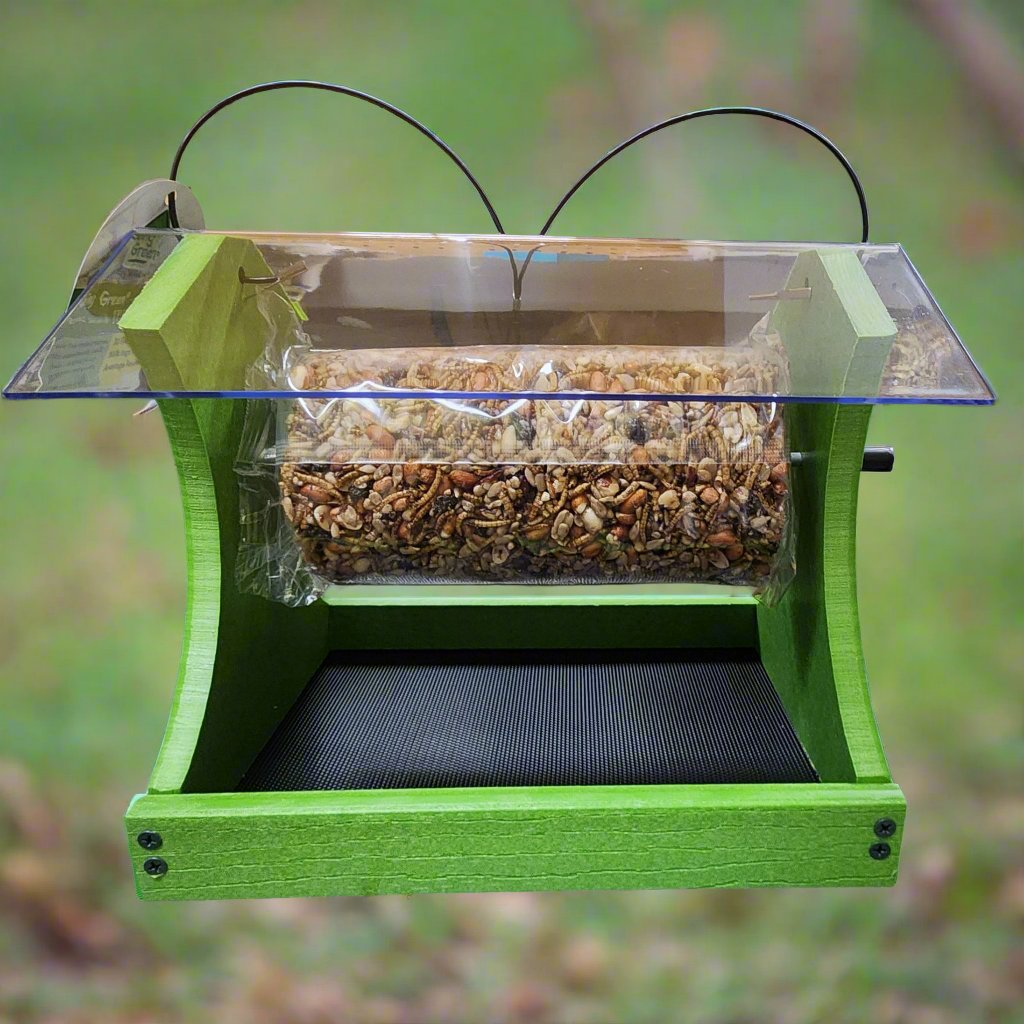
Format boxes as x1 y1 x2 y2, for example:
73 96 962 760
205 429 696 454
861 447 894 472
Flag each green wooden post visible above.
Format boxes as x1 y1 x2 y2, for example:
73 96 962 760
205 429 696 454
121 236 905 900
148 398 328 795
759 251 897 783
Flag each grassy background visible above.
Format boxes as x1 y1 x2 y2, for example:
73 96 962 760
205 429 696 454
1 2 1021 1021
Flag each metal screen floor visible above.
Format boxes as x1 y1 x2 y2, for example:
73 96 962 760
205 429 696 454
238 649 817 791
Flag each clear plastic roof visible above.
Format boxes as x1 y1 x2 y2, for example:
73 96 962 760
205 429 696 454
4 229 994 405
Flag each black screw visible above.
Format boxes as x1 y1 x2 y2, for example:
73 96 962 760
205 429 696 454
143 856 168 877
137 830 163 851
869 842 891 861
874 818 897 838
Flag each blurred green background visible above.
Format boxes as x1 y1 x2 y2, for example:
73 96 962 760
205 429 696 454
1 2 1021 1022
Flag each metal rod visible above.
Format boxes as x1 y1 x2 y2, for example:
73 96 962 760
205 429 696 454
790 446 894 472
748 287 813 301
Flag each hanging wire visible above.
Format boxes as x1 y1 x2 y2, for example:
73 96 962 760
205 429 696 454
167 79 505 233
539 106 870 242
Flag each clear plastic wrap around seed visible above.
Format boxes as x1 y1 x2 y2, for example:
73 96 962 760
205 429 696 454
236 338 796 606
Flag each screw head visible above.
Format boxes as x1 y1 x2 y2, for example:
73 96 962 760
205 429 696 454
143 856 168 877
137 830 163 851
874 818 896 838
869 842 891 861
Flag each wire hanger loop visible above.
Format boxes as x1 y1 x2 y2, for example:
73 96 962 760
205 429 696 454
540 106 869 242
167 79 505 233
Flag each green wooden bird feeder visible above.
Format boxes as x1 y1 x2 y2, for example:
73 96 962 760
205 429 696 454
4 85 995 900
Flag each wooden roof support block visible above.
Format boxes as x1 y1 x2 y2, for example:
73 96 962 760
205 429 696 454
768 248 897 397
119 233 292 392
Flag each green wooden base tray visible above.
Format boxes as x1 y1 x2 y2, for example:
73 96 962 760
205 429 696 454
127 783 903 900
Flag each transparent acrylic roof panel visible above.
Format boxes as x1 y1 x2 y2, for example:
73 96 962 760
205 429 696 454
4 229 994 404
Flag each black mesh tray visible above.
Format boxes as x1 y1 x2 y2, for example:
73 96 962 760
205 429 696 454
238 649 817 791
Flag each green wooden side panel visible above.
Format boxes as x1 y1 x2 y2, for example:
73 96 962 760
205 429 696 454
759 406 889 783
150 399 327 795
117 236 327 794
758 248 895 784
126 784 904 900
818 406 891 780
146 398 224 791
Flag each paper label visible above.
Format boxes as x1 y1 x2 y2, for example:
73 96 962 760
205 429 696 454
35 233 178 392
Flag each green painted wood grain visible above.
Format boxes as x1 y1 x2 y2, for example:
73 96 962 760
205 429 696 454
126 784 904 900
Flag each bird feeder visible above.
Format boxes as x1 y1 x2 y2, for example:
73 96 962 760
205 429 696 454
4 85 995 900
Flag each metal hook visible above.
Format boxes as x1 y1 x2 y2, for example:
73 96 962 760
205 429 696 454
238 267 280 285
239 260 309 288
